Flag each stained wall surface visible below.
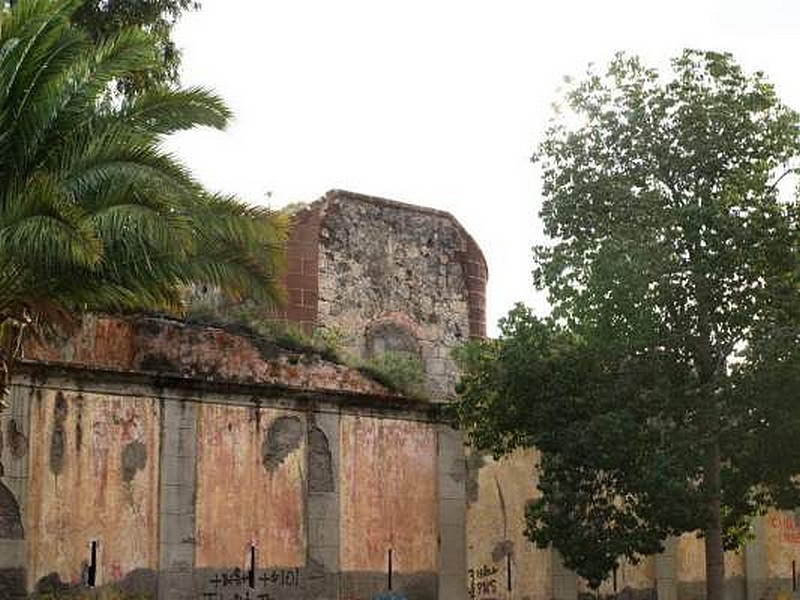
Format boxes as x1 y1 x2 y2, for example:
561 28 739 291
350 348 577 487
26 388 160 590
0 370 447 599
674 534 746 600
464 446 773 600
466 448 552 600
339 415 438 596
0 309 453 599
763 510 800 581
194 405 307 569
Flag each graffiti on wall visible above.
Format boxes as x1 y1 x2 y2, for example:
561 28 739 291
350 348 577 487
468 564 501 600
202 568 301 600
770 513 800 545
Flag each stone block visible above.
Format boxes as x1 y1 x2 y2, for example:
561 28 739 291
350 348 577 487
308 544 339 571
159 542 194 571
0 540 24 568
160 483 193 513
439 467 466 501
439 573 468 600
308 517 339 548
439 526 466 574
307 494 337 520
160 455 194 486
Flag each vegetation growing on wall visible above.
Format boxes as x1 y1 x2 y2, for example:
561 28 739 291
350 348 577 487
357 351 427 400
186 304 429 398
186 304 343 362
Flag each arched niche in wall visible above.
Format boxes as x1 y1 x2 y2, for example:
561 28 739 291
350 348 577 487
0 481 23 539
364 313 421 359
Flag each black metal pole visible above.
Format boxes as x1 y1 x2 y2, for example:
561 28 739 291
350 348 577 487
248 545 256 589
388 549 393 590
87 540 97 587
507 554 512 592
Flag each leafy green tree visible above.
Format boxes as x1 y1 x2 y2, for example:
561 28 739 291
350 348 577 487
0 0 287 397
72 0 200 95
455 50 800 600
8 0 200 95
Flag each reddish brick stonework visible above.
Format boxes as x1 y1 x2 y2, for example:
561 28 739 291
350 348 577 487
272 203 324 334
272 190 488 346
457 232 488 340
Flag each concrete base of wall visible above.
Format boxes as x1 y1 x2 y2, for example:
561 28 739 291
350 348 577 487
340 570 437 600
677 577 747 600
0 567 25 600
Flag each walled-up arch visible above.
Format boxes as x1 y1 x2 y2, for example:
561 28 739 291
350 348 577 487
364 312 421 359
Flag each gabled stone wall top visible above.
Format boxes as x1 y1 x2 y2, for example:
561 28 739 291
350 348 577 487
276 189 489 401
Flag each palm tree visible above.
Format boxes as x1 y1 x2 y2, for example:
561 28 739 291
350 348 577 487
0 0 288 402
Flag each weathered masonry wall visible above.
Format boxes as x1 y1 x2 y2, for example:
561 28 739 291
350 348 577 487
0 315 464 599
281 190 488 401
26 389 161 589
464 446 800 600
465 449 552 600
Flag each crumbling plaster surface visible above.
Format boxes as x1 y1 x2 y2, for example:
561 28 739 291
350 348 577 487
195 404 306 569
674 534 746 600
5 365 445 600
23 313 394 398
339 414 438 598
26 388 160 590
339 415 438 573
763 510 800 581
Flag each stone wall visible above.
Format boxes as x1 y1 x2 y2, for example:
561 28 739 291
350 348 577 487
26 388 161 590
0 188 485 600
464 443 793 600
465 448 552 600
0 315 462 599
462 443 794 600
279 190 488 401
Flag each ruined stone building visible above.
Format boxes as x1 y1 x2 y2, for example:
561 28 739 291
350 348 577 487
0 190 798 600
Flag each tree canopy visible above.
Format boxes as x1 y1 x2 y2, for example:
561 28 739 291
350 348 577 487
6 0 199 95
455 50 800 600
72 0 199 95
0 0 287 391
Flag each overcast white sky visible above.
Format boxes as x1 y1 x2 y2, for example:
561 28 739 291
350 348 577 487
166 0 800 335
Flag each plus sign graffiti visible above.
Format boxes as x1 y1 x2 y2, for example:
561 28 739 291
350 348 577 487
202 567 301 600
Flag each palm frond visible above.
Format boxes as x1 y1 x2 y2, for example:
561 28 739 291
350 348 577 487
0 0 288 365
121 86 231 136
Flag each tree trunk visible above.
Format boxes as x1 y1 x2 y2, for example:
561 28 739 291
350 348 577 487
704 440 725 600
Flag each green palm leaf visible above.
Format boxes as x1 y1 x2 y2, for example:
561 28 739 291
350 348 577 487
0 0 288 394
